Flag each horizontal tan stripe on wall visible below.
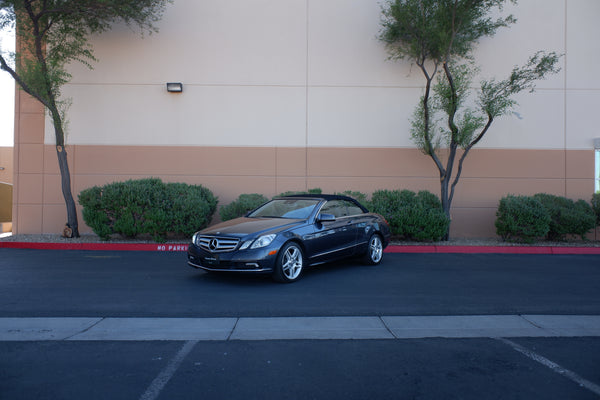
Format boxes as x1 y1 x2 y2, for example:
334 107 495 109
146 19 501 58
12 145 597 238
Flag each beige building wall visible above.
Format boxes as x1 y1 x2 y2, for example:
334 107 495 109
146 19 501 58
10 0 600 238
0 146 12 232
0 147 12 184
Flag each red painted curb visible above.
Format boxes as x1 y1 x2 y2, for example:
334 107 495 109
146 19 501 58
1 242 600 254
550 247 600 255
0 242 190 252
386 245 600 255
385 245 554 254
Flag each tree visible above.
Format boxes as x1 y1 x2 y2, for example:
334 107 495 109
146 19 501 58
379 0 560 239
0 0 170 237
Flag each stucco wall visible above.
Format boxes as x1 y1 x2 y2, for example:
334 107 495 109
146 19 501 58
0 147 12 184
49 0 600 151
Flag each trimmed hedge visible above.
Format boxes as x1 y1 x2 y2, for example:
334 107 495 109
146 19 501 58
78 178 217 242
335 190 371 209
532 193 596 240
496 193 596 242
495 195 550 243
220 193 269 221
370 189 450 241
592 193 600 226
276 188 322 197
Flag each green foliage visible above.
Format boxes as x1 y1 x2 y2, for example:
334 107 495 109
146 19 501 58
496 193 596 242
276 188 322 197
220 193 269 221
479 51 561 119
379 0 516 62
335 190 371 209
370 189 450 241
532 193 596 240
592 193 600 226
495 195 550 243
78 178 217 242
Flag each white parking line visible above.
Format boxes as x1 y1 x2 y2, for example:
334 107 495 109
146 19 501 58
496 337 600 396
139 340 198 400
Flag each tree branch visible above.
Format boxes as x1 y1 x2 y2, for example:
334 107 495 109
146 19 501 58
443 62 460 140
449 113 494 204
417 62 446 177
0 53 51 108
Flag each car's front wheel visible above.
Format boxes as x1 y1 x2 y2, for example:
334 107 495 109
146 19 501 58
273 242 304 283
363 233 383 265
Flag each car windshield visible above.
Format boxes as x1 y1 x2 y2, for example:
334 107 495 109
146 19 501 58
248 198 320 219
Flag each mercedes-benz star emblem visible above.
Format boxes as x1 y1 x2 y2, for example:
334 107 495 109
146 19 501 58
209 238 219 251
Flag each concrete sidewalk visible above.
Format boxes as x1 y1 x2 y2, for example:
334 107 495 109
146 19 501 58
2 315 600 341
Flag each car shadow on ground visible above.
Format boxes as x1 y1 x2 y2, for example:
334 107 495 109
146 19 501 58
186 257 375 286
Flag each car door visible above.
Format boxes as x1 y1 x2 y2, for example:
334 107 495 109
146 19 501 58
305 200 358 264
341 200 371 248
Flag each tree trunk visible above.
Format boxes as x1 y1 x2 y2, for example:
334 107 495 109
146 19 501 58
440 175 451 241
55 145 79 238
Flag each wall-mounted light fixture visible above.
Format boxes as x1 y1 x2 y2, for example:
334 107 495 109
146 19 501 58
166 82 183 93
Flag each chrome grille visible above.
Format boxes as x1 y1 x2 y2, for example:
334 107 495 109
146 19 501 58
195 235 240 252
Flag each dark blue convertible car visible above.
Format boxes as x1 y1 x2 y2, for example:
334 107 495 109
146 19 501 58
187 194 391 283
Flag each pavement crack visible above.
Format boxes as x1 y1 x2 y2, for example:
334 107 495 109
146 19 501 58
226 318 240 341
378 316 398 339
519 315 543 329
63 317 105 340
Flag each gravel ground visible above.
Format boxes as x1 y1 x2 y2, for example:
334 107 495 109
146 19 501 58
1 232 599 247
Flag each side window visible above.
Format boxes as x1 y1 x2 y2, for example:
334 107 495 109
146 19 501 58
320 200 347 218
344 201 365 216
321 200 365 218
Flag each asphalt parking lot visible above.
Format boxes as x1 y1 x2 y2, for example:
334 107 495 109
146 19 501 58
0 249 599 399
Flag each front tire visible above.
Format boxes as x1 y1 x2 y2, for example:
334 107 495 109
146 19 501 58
273 242 304 283
363 233 383 265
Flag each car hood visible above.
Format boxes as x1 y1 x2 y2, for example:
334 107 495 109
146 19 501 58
200 217 305 238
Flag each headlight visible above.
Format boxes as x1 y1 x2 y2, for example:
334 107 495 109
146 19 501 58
239 240 251 250
250 234 276 249
192 232 200 246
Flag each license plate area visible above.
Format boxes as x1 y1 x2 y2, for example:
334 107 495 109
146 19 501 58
203 255 219 266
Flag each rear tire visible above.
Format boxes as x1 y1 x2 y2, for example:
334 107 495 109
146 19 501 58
363 233 383 265
272 242 304 283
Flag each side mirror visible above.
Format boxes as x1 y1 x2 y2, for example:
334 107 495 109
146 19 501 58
317 213 336 222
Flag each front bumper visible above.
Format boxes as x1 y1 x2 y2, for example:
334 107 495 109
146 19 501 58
187 244 278 273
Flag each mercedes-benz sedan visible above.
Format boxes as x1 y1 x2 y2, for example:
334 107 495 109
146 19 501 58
187 194 391 283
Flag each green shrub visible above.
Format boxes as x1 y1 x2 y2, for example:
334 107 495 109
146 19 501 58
78 178 217 242
220 193 269 221
370 189 412 220
370 189 450 241
532 193 596 240
592 193 600 226
276 188 322 197
495 195 550 243
335 190 371 209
